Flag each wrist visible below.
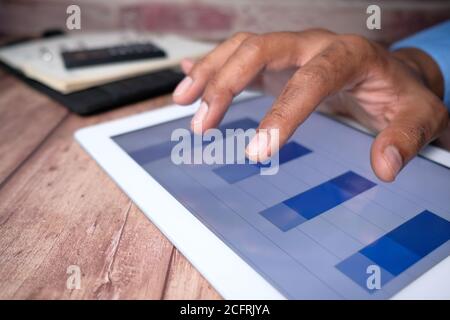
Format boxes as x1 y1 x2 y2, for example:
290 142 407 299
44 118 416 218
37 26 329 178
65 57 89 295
392 48 444 99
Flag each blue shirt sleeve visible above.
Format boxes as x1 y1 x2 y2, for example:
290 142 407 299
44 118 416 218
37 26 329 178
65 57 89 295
391 20 450 110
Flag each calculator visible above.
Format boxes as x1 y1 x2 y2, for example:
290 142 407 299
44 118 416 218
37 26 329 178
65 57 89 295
61 42 167 69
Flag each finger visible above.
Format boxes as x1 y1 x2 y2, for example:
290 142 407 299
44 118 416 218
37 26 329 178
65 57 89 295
180 58 195 74
370 96 448 182
193 30 336 133
172 32 254 105
196 33 304 131
173 58 195 101
247 36 371 161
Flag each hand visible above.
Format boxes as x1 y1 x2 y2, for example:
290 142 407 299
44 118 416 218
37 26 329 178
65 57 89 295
172 30 448 182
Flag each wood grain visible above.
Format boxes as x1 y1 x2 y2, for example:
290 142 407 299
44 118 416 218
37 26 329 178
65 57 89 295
0 72 68 186
91 203 174 300
163 249 222 300
0 89 221 299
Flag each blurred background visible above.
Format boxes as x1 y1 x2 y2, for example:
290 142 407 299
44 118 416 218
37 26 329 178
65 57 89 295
1 0 450 44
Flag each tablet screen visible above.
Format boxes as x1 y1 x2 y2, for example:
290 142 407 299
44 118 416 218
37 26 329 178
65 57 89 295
112 96 450 299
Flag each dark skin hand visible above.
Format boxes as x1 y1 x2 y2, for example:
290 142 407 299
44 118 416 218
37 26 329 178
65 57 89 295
172 29 448 182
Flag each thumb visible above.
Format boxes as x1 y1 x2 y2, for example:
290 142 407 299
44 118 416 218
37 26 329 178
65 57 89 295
370 104 447 182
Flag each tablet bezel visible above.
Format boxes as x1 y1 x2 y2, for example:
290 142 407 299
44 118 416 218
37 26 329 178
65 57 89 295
75 93 450 299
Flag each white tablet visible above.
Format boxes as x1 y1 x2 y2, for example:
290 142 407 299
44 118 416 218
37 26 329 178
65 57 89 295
75 93 450 300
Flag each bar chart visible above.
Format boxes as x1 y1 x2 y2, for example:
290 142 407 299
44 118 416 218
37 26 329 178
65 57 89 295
114 95 450 299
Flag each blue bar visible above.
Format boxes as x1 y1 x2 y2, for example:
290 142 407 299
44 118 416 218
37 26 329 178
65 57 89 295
284 171 375 219
213 142 311 184
213 164 261 184
129 140 173 165
260 203 307 232
128 118 258 164
387 210 450 258
257 142 312 168
335 252 395 292
261 171 375 231
217 118 258 133
336 211 450 291
360 237 421 276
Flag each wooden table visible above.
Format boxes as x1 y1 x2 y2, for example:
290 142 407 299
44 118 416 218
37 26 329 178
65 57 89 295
0 69 221 299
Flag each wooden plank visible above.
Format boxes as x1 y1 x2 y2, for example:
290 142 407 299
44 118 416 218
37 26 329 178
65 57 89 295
0 96 178 299
163 249 222 300
0 73 68 185
0 90 222 299
91 203 174 300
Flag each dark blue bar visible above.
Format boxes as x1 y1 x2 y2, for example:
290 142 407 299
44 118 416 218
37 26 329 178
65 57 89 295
260 171 375 231
360 237 421 276
257 142 311 168
387 210 450 258
128 118 258 164
218 118 258 133
337 211 450 291
360 210 450 275
283 171 376 220
213 142 312 184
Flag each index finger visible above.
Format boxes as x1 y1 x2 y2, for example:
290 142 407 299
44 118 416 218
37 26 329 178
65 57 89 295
172 32 254 105
246 36 376 161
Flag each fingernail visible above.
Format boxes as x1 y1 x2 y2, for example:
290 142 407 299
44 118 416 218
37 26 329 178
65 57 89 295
246 131 269 161
173 76 193 96
383 145 403 177
191 101 208 127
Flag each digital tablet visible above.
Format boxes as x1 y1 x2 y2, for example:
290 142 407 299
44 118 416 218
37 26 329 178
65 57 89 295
75 93 450 299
